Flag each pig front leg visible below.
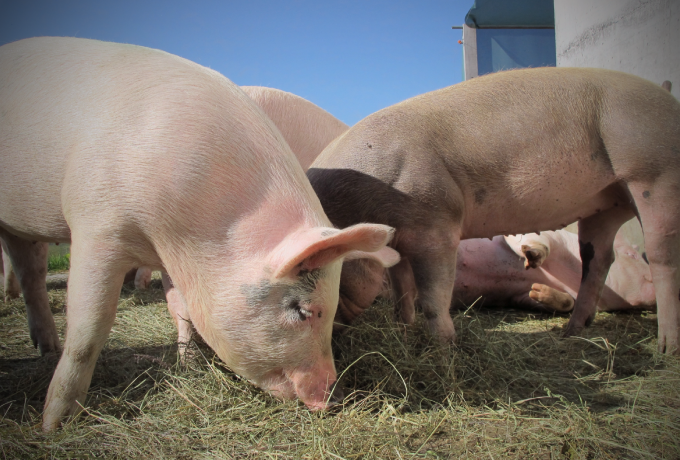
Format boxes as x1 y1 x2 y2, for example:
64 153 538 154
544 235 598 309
629 180 680 354
2 244 21 300
398 228 459 343
43 235 129 431
0 232 58 354
563 207 635 337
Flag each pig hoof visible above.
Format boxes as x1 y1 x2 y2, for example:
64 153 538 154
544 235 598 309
529 284 574 313
561 316 591 338
397 307 415 325
31 330 61 356
561 324 582 338
521 244 548 269
427 317 456 344
656 332 680 355
4 291 21 302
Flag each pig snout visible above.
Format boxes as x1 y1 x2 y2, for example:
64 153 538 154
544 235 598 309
287 362 341 410
263 361 342 410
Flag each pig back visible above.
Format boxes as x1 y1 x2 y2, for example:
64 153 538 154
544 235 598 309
311 68 668 238
0 37 315 243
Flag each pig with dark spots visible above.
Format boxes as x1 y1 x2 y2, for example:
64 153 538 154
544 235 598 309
0 37 398 430
308 67 680 354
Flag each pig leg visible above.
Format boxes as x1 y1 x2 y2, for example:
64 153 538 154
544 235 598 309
162 272 194 363
123 268 137 285
400 230 459 342
0 233 58 354
526 283 574 312
563 207 635 336
43 236 129 431
2 244 21 300
521 244 549 269
135 266 153 290
390 258 417 324
505 234 552 269
628 181 680 354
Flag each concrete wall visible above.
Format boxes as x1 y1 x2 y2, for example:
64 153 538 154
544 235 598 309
462 25 479 80
555 0 679 99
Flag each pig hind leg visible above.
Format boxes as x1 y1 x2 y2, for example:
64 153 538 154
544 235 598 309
629 179 680 354
563 206 635 336
0 232 58 354
43 234 132 431
522 283 574 313
2 244 21 300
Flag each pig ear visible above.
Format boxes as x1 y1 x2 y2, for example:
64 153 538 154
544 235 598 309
272 223 395 279
344 246 401 268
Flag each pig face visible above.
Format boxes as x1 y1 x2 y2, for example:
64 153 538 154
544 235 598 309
184 224 399 410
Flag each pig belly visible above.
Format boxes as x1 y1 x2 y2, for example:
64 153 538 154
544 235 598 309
460 164 622 240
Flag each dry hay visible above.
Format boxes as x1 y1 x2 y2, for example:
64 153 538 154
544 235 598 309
1 274 678 459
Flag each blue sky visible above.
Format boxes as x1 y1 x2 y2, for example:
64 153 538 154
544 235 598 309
0 1 471 125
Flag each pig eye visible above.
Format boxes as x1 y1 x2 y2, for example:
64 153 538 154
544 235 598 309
286 299 312 321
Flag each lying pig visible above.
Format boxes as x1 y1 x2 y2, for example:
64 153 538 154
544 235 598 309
0 37 398 431
308 67 680 354
334 228 656 328
132 86 349 289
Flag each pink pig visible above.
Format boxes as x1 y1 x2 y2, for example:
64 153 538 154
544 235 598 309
454 228 656 314
0 37 398 431
309 67 680 354
132 86 350 289
335 227 656 328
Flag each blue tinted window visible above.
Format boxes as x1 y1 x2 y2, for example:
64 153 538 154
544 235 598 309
477 28 556 76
